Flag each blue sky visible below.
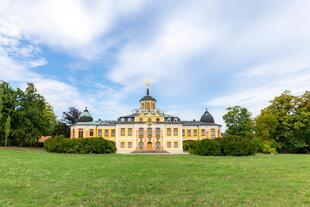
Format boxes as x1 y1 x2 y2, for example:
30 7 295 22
0 0 309 127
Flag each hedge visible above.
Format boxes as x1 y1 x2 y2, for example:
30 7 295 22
194 139 221 156
190 135 257 156
44 136 116 154
183 140 197 152
221 135 257 156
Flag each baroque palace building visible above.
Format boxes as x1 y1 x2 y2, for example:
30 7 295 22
70 83 221 153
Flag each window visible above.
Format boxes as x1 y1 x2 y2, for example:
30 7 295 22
139 128 144 138
104 129 109 137
111 129 115 137
201 129 205 136
187 129 191 136
156 128 161 138
182 129 185 137
167 118 171 122
121 128 125 136
72 129 75 138
89 129 94 137
128 128 132 136
193 129 197 136
147 128 152 138
167 128 171 136
174 142 178 148
139 141 143 149
139 118 143 122
128 118 132 122
78 129 83 138
120 142 125 148
121 118 125 122
148 118 152 122
128 142 132 148
155 141 160 150
173 128 178 136
167 142 171 148
156 118 160 122
174 118 178 122
98 129 102 137
147 103 150 110
142 103 145 109
211 129 216 138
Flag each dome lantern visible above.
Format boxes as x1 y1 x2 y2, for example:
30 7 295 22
139 81 156 110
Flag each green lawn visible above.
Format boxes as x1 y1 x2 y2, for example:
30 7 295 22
0 149 309 207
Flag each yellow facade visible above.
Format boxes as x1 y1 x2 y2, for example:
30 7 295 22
70 84 221 153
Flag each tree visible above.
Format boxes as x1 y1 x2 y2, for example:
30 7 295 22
4 115 11 147
255 113 278 140
0 81 16 146
52 121 70 137
62 106 80 125
223 106 253 137
260 90 310 152
12 83 57 146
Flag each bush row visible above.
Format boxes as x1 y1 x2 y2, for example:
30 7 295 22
184 136 257 156
44 136 116 154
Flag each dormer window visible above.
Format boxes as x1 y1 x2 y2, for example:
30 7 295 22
167 118 171 122
121 118 125 122
128 118 131 122
174 118 178 122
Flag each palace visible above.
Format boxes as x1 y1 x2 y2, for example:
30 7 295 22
70 84 221 153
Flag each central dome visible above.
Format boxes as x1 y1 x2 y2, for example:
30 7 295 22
200 108 215 123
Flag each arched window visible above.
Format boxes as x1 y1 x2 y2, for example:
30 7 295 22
148 118 152 122
156 118 160 122
139 118 143 122
156 128 161 138
147 128 152 138
146 102 150 110
139 128 144 138
142 103 145 109
121 118 125 122
167 118 171 122
139 141 143 150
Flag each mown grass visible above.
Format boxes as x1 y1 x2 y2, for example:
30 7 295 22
0 149 309 207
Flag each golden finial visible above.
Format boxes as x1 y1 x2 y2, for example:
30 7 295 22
145 80 150 88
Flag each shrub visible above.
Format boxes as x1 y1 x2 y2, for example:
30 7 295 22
253 138 278 154
183 140 197 152
221 135 256 156
44 137 116 154
192 139 221 156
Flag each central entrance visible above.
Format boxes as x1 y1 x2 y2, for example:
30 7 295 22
147 141 152 150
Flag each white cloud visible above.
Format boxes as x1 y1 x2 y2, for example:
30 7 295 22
108 1 219 89
0 0 310 126
0 0 150 58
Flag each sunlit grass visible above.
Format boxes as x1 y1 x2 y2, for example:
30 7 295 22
0 149 309 207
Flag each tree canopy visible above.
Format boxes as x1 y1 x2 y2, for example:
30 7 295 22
223 106 253 137
0 81 57 146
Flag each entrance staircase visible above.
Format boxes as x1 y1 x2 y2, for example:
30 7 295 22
131 150 169 154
